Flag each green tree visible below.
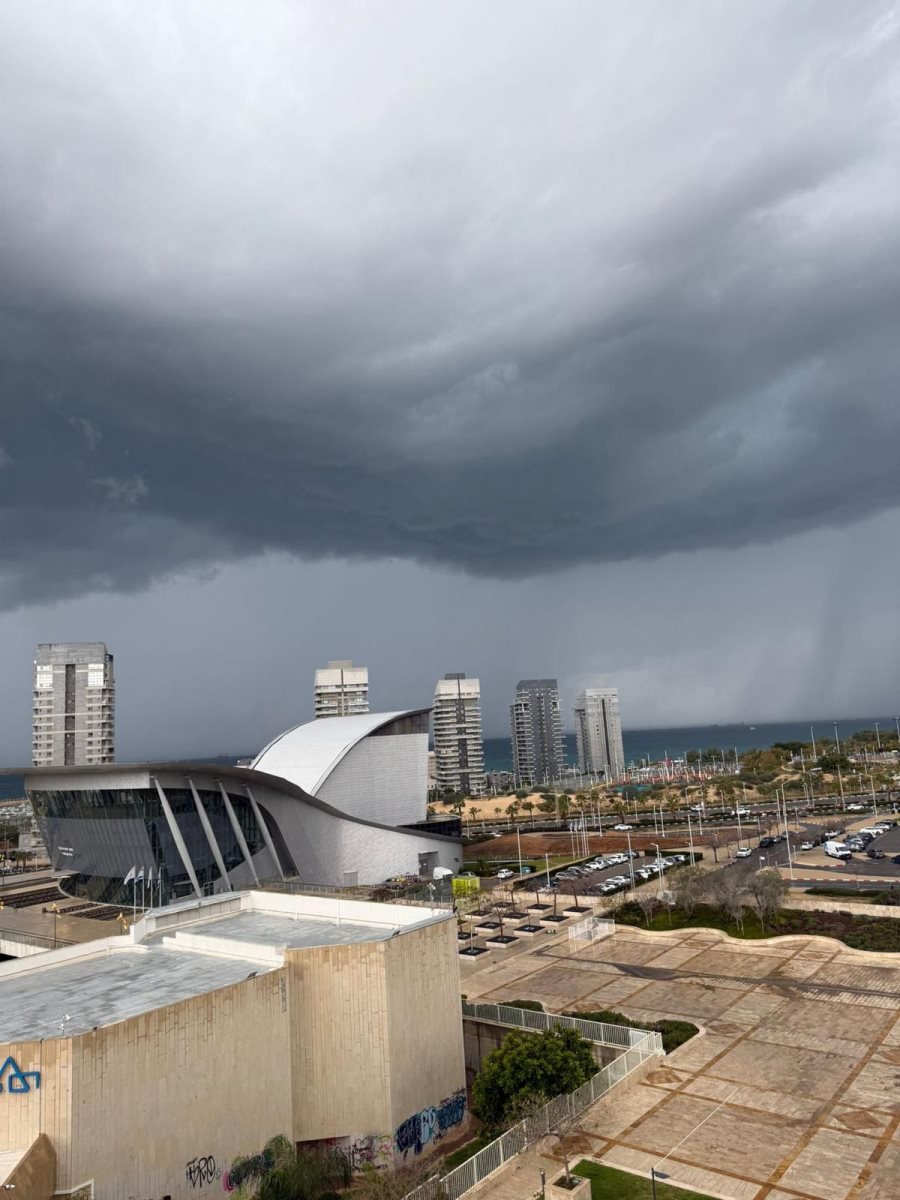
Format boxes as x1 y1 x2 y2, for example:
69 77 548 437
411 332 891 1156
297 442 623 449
671 865 706 918
471 1026 596 1132
229 1135 351 1200
748 868 789 933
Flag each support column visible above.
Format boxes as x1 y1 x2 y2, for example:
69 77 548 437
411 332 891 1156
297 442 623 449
244 785 285 880
188 779 233 892
153 777 203 899
218 781 260 885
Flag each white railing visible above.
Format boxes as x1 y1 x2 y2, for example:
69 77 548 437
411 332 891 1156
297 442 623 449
462 1001 661 1052
568 915 615 943
405 1024 661 1200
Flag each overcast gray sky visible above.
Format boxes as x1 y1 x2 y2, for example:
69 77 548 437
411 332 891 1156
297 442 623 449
2 2 899 760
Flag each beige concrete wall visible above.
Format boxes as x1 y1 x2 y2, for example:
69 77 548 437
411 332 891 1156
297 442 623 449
285 916 467 1164
285 938 393 1143
66 970 292 1199
386 918 468 1160
3 1133 56 1200
0 1040 69 1175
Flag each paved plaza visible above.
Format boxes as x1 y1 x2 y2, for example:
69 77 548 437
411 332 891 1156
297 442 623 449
461 926 900 1200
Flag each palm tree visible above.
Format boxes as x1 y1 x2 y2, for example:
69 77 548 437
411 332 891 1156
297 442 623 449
522 799 535 827
229 1135 351 1200
468 805 478 827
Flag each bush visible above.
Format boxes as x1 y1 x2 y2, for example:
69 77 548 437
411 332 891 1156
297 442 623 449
565 1008 698 1055
502 998 545 1012
471 1026 596 1131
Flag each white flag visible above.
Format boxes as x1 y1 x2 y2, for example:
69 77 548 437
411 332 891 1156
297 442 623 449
124 866 136 885
136 866 145 884
147 866 155 885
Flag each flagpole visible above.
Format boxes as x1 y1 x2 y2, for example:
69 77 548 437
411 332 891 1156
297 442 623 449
141 870 145 912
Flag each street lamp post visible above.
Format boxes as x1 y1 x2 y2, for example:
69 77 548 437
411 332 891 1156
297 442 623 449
516 826 523 876
651 842 663 899
626 829 636 897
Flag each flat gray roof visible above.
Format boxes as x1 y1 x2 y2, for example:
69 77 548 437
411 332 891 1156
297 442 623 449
191 909 421 949
0 893 447 1041
0 944 265 1042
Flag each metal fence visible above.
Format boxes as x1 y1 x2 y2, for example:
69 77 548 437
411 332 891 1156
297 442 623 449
462 1001 662 1053
568 915 615 943
0 926 73 950
405 1018 661 1200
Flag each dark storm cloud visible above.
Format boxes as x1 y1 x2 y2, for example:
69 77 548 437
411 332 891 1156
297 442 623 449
2 1 900 607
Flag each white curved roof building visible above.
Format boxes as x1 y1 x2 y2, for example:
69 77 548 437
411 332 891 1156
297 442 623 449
25 710 459 899
253 709 430 827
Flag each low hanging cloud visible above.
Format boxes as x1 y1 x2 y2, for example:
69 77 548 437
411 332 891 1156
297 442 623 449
2 1 900 609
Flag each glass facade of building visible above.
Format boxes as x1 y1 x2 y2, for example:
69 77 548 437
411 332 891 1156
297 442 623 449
31 785 268 904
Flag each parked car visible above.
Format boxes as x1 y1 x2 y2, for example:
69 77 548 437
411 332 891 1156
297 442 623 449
495 869 514 880
613 824 634 831
867 848 886 860
736 846 752 858
824 829 842 839
846 803 865 812
759 836 776 849
800 841 815 851
892 855 900 866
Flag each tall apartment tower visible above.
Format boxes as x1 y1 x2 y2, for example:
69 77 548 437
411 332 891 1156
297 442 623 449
573 687 625 780
510 678 565 787
32 642 115 767
433 673 486 797
314 660 369 719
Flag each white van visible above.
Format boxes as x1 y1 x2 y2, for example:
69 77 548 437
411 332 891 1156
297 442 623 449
824 840 851 859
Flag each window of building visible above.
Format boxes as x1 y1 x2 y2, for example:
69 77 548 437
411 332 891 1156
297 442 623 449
35 665 54 690
87 664 106 688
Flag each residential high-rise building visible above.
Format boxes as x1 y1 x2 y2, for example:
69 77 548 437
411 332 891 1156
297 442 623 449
314 660 369 718
32 642 115 767
433 673 486 797
510 678 565 786
573 687 625 780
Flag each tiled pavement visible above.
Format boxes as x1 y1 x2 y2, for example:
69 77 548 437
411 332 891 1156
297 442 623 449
460 927 900 1200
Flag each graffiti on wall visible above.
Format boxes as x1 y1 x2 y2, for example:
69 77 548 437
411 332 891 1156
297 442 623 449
347 1134 394 1170
221 1147 275 1193
185 1155 222 1189
0 1055 41 1094
394 1088 466 1157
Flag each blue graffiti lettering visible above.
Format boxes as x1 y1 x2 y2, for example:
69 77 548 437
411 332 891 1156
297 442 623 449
395 1089 466 1157
0 1056 41 1094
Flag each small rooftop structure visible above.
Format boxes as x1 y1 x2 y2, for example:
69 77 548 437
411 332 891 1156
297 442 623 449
0 890 450 1043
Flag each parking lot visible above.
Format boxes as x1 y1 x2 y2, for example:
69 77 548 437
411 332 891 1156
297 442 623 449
495 849 695 901
463 923 900 1200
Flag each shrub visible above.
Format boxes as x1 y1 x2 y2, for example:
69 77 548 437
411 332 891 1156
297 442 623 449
471 1026 596 1131
565 1008 698 1055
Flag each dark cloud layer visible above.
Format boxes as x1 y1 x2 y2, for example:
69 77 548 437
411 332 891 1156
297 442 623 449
2 2 900 609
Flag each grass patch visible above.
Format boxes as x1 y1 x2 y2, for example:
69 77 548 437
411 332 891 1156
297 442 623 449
615 901 900 952
441 1133 493 1169
573 1160 718 1200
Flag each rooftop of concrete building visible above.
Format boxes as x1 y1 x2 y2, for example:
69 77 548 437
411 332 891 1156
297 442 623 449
0 891 450 1043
